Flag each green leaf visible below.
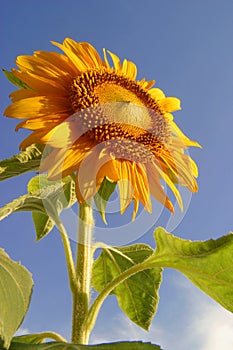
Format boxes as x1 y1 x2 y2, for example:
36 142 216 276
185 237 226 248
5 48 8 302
2 70 31 90
0 145 43 182
12 332 67 344
0 175 77 240
147 227 233 312
12 335 44 345
94 177 116 224
28 174 76 240
1 341 161 350
31 212 54 241
92 245 162 330
0 250 33 349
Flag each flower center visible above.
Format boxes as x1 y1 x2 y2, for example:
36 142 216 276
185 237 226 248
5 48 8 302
70 69 170 162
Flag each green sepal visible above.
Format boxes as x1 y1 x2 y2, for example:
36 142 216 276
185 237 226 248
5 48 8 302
94 177 116 224
2 69 31 90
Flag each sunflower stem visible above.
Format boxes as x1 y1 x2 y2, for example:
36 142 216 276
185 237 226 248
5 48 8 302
56 218 78 295
71 203 94 344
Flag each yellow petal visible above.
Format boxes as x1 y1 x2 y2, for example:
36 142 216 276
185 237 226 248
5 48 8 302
34 50 77 76
75 149 100 203
107 50 122 71
40 137 92 180
51 40 88 72
160 97 181 113
11 68 68 94
16 55 68 82
122 59 137 80
15 114 67 131
140 79 155 89
63 39 104 69
5 96 70 119
9 89 38 102
78 42 104 68
103 48 110 68
170 120 202 148
149 88 165 100
153 160 183 211
159 149 197 192
96 159 120 185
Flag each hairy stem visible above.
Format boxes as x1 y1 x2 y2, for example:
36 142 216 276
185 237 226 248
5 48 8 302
56 219 78 295
71 203 94 344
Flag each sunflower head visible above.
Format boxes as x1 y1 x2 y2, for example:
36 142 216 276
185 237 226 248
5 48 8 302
4 38 201 220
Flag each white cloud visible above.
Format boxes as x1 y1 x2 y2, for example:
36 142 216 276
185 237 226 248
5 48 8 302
14 328 29 336
192 302 233 350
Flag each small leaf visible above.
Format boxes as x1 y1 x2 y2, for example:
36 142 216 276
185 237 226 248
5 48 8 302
1 341 161 349
12 334 44 345
0 145 43 182
12 332 67 344
2 70 31 90
0 175 77 240
92 244 162 330
0 250 33 349
94 177 116 224
28 174 76 240
147 227 233 312
31 212 54 241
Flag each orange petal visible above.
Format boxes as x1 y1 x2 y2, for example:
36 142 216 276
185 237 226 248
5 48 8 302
146 163 174 213
117 160 134 214
40 138 92 180
132 163 152 213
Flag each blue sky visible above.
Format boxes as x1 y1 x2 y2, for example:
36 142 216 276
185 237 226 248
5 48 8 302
1 1 233 349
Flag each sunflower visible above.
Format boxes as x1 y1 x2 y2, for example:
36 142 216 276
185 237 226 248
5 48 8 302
4 38 200 219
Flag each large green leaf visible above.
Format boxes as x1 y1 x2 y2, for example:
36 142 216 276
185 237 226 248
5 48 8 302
94 177 116 224
0 250 33 349
0 145 43 182
92 245 162 330
1 341 161 350
0 175 77 240
146 227 233 312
